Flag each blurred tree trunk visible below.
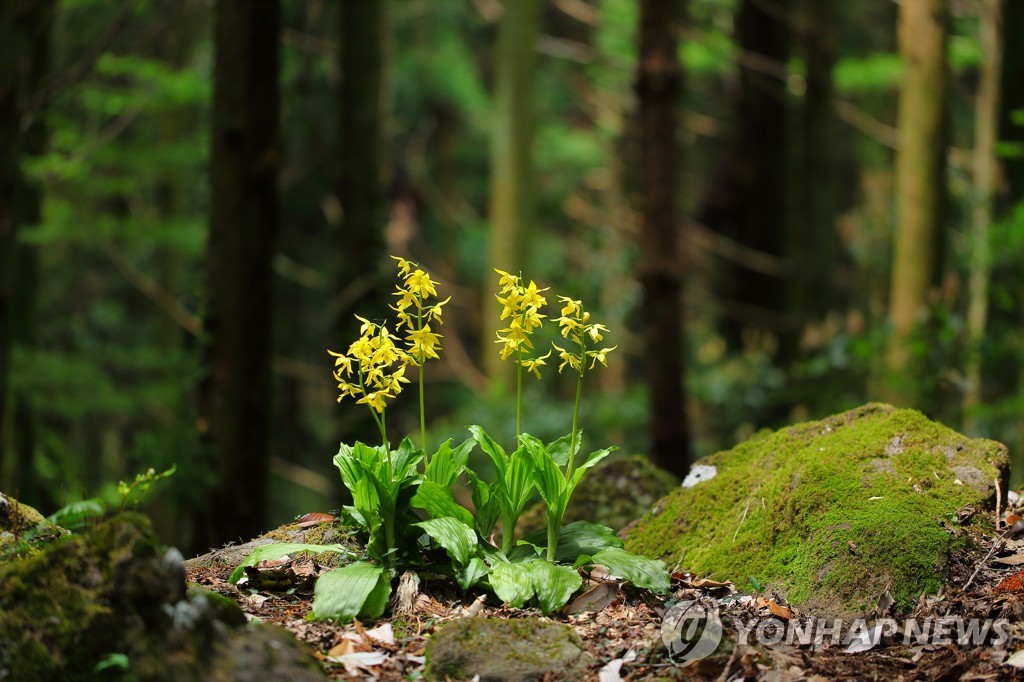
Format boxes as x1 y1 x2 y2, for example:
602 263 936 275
0 0 54 498
635 0 690 476
335 0 386 331
484 0 541 386
696 0 790 358
792 0 838 345
999 0 1024 477
196 0 280 547
963 0 1002 432
882 0 948 407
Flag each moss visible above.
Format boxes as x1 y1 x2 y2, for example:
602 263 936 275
0 513 326 681
0 492 70 557
518 454 678 535
624 404 1009 616
425 617 587 681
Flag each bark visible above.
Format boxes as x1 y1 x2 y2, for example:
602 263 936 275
792 0 839 339
636 0 690 476
484 0 541 384
882 0 948 407
196 0 280 548
696 0 791 356
335 0 386 332
0 0 54 495
963 0 1002 432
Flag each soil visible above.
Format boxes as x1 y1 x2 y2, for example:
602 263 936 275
185 505 1024 681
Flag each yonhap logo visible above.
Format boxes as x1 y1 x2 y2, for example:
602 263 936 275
661 600 724 664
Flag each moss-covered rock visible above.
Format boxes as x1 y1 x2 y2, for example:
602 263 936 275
623 404 1009 616
518 454 678 535
0 492 70 556
0 513 326 681
425 617 588 681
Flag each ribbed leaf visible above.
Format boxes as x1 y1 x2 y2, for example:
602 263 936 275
416 517 478 566
521 521 622 563
312 562 391 623
411 480 475 527
456 557 490 590
469 425 508 475
47 498 106 531
587 547 670 594
569 447 615 490
392 437 425 479
424 437 474 487
466 470 501 536
229 543 354 584
502 447 536 516
489 560 535 608
529 561 583 614
520 434 567 511
544 431 579 469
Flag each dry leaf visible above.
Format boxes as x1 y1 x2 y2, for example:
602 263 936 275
566 582 621 615
1004 649 1024 669
767 599 793 620
364 623 396 647
993 553 1024 566
328 640 356 658
296 512 336 528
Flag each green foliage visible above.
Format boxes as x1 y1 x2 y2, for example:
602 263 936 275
118 465 176 511
228 543 356 584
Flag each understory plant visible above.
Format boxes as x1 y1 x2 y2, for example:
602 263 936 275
232 258 670 622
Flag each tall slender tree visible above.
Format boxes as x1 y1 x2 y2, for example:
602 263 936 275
484 0 541 384
963 0 1003 431
636 0 690 476
0 0 54 497
196 0 281 547
882 0 948 407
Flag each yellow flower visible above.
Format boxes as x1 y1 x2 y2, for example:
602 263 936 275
425 296 450 325
407 324 442 362
520 280 548 311
494 268 519 292
553 344 581 374
586 346 617 369
521 349 551 380
328 349 353 376
587 323 608 343
358 391 392 413
391 255 414 277
558 296 582 317
405 269 439 299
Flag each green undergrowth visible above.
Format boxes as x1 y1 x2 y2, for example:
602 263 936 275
624 403 1009 615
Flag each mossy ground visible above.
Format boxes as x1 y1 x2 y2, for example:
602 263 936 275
624 404 1009 616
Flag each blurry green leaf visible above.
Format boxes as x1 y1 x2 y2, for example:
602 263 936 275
584 547 670 594
415 517 477 567
229 543 354 584
456 557 490 591
47 498 106 531
834 53 902 93
522 521 622 563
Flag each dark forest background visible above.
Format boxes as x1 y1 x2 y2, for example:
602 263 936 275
2 0 1023 553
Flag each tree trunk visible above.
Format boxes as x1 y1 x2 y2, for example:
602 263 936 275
882 0 948 408
792 0 839 340
635 0 690 476
335 0 386 331
697 0 791 357
0 0 54 496
963 0 1002 432
196 0 280 548
484 0 541 385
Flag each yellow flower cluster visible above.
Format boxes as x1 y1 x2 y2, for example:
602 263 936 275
329 316 410 413
553 296 617 374
391 256 449 365
494 269 551 378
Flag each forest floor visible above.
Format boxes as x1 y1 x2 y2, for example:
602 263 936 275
185 517 1024 681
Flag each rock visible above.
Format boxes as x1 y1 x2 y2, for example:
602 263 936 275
518 454 678 535
0 492 70 556
624 403 1009 617
425 617 588 681
0 513 326 681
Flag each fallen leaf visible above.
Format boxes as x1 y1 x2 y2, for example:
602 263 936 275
876 588 895 615
1005 649 1024 668
767 599 793 620
242 593 269 611
598 650 636 682
566 582 620 615
296 512 336 528
364 623 396 647
994 554 1024 566
327 651 387 675
328 640 356 658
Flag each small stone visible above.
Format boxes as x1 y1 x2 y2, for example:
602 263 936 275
425 617 588 681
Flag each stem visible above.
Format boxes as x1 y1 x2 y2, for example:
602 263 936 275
566 374 583 481
516 349 523 443
502 509 515 554
417 307 427 452
546 510 561 561
380 410 392 479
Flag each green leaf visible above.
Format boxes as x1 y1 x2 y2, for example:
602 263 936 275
312 562 391 623
411 480 475 527
489 561 535 608
93 653 130 673
416 517 478 567
544 432 579 469
569 447 615 490
519 434 562 505
456 557 490 590
529 561 583 614
587 547 670 594
392 437 425 479
47 498 106 531
521 520 622 563
230 543 355 584
425 437 474 487
502 447 537 517
469 425 508 475
466 469 501 536
507 542 542 563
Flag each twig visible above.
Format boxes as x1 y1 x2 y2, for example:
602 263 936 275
733 498 752 542
996 477 1003 531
